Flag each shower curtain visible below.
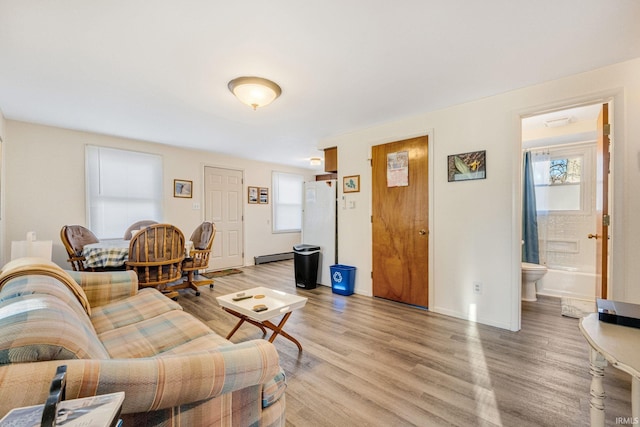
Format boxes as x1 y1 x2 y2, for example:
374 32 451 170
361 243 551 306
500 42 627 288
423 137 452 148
522 151 539 264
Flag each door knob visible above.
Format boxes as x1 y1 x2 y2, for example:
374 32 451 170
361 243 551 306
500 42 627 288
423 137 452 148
588 234 600 240
419 229 427 236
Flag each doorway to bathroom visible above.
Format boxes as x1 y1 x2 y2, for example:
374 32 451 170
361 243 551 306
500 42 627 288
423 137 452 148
521 102 612 307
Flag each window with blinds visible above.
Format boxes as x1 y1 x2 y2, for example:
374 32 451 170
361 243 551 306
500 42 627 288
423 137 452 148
86 145 163 239
272 171 303 233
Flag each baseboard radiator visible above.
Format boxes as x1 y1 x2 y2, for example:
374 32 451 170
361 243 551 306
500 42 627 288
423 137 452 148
254 252 294 265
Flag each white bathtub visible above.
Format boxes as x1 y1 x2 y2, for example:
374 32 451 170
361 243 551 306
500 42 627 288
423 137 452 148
536 266 596 301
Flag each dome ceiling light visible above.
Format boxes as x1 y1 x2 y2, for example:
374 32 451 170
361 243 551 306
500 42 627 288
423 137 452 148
228 76 282 110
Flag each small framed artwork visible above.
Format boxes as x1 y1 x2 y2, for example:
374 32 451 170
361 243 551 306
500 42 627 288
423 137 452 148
343 175 360 193
248 186 258 204
174 179 193 198
259 187 269 204
448 150 486 182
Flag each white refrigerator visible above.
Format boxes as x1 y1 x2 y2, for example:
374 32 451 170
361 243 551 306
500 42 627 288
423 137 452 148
302 180 337 286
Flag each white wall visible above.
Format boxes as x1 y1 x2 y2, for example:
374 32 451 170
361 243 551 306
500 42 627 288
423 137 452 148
0 109 5 263
320 57 640 331
3 120 314 268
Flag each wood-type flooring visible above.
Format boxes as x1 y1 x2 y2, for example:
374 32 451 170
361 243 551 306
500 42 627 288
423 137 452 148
178 260 631 427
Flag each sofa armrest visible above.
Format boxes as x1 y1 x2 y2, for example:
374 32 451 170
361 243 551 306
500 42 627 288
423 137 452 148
0 340 280 417
67 270 138 307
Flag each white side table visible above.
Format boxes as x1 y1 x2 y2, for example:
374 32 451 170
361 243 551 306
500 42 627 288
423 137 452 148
217 287 307 351
579 313 640 426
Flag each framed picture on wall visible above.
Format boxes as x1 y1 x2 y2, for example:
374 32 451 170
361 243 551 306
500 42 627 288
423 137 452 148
259 187 269 204
343 175 360 193
447 150 486 182
174 179 193 198
248 186 258 204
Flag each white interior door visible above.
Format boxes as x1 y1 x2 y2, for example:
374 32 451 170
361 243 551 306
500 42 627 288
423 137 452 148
302 180 337 286
204 166 244 269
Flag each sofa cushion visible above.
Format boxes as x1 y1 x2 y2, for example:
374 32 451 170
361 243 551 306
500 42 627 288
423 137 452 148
91 288 183 334
99 310 215 358
157 333 232 356
0 294 109 364
262 368 287 409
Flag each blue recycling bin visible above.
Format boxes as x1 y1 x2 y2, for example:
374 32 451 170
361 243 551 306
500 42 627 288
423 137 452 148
330 264 356 296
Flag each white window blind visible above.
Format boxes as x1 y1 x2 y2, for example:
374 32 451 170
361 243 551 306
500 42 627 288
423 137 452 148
86 145 163 239
272 171 303 233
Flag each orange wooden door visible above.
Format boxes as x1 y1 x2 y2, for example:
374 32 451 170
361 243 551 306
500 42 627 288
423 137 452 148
372 136 429 307
592 103 610 299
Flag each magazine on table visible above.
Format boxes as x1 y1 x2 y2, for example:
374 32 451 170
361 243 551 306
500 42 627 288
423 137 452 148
0 392 124 427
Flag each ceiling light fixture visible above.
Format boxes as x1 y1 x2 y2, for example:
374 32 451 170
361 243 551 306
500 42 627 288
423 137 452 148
228 76 282 110
310 157 322 166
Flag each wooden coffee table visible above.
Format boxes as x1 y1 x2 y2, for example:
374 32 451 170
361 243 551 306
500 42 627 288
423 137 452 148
216 287 308 351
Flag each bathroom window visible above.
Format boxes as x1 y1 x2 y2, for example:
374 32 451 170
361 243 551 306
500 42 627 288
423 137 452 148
532 145 593 213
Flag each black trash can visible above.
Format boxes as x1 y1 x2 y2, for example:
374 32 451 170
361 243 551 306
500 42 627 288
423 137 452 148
293 244 321 289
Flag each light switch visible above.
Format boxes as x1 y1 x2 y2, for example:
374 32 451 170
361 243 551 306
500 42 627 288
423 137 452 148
192 202 201 210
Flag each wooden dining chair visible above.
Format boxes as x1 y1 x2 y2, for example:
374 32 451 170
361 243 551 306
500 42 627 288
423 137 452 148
60 225 99 271
123 220 159 240
125 224 185 299
171 222 216 296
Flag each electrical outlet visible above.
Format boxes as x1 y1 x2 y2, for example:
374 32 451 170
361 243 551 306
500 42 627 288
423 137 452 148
473 281 483 295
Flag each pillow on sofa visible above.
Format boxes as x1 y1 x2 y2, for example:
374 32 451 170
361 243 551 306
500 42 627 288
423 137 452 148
0 294 109 364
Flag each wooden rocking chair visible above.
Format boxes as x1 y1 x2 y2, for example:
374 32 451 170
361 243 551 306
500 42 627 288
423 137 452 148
60 225 99 271
170 222 216 296
125 223 185 300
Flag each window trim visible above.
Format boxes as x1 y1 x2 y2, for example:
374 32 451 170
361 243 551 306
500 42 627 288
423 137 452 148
532 143 595 216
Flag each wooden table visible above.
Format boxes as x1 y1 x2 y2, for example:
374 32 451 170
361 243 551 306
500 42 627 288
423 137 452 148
217 287 307 351
579 313 640 426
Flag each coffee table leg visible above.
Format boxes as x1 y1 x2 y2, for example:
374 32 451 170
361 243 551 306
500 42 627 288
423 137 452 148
240 317 268 337
224 308 267 339
263 312 303 352
632 376 640 423
589 348 607 427
223 308 302 351
225 317 246 340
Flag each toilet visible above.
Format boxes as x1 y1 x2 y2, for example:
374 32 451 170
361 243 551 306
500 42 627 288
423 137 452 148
521 262 547 302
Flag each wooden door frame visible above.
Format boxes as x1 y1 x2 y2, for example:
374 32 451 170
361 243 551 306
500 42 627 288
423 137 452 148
515 89 624 331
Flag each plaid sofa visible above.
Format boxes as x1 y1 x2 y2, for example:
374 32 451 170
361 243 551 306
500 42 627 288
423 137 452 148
0 258 286 426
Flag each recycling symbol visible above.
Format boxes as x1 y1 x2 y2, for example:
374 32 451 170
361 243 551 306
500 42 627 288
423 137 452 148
332 271 343 283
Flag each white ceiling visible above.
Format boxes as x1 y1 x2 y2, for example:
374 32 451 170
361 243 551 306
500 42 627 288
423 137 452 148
522 103 603 149
1 1 639 170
